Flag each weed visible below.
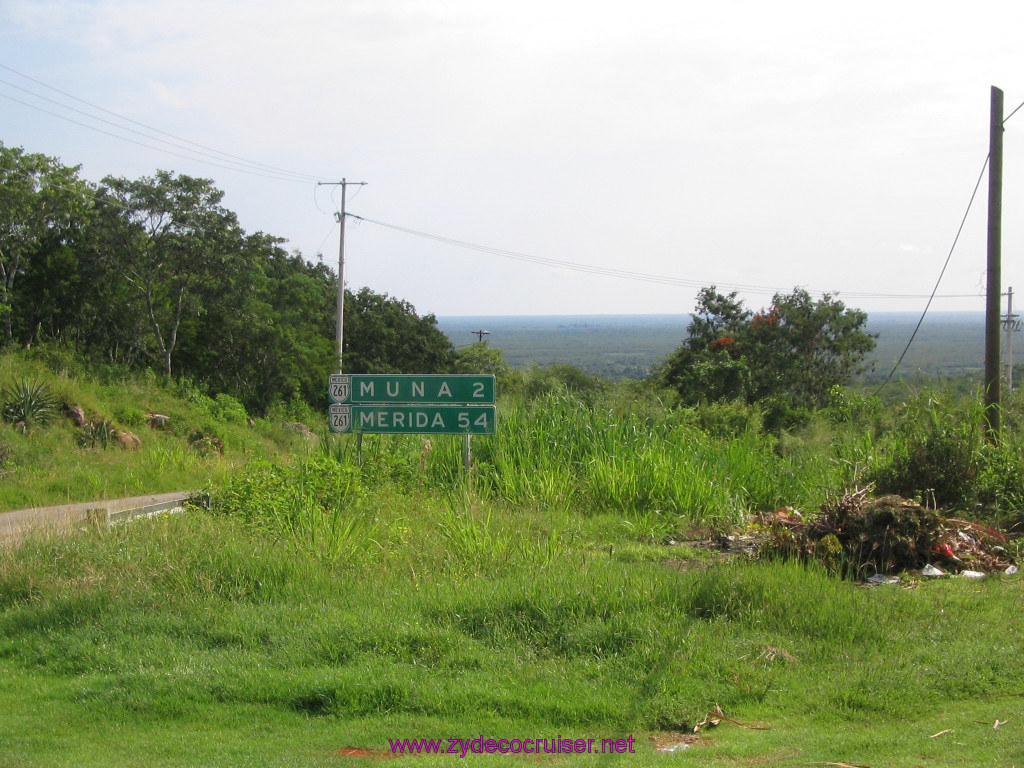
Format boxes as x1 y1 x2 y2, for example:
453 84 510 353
438 493 510 573
112 404 145 427
869 393 982 508
78 419 116 449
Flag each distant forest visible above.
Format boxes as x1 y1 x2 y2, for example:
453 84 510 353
437 312 1005 384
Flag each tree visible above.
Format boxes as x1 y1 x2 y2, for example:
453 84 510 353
343 287 456 374
659 286 876 413
96 171 244 377
176 234 336 413
0 144 93 344
453 341 524 395
453 341 511 377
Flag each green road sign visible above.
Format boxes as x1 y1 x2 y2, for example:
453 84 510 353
329 404 496 435
329 374 495 404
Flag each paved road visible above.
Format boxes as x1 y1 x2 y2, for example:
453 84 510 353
0 491 199 546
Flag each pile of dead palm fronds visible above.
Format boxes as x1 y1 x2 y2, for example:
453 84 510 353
754 487 1017 577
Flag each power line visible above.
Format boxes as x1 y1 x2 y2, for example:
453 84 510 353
1004 98 1024 124
0 91 322 184
348 214 982 301
0 83 316 184
0 64 327 184
873 153 991 394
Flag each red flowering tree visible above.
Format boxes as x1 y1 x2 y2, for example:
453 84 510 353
657 286 876 417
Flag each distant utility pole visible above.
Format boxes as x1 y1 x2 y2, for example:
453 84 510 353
1005 287 1020 390
472 330 491 343
317 178 367 372
984 86 1003 440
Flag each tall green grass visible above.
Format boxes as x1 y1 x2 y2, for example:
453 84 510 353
317 390 849 530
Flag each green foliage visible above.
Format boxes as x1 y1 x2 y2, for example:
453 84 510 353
179 236 336 414
112 404 145 427
823 383 883 426
658 286 876 416
211 393 248 425
522 363 605 403
0 378 58 430
472 389 831 523
0 431 11 472
78 419 116 449
1 149 437 414
2 341 1024 765
868 394 983 508
1 507 1022 766
453 341 524 395
343 287 456 375
213 457 371 562
681 398 764 437
0 142 94 346
976 443 1024 512
96 170 245 377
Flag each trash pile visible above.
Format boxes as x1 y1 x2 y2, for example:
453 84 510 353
753 488 1018 578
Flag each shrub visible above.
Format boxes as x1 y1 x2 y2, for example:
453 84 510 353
212 393 249 425
868 394 981 509
113 404 146 427
976 442 1024 514
1 378 59 431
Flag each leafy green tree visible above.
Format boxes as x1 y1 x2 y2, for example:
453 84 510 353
453 341 511 377
659 286 875 412
177 234 336 413
96 171 244 377
343 287 455 374
0 144 93 344
453 341 524 396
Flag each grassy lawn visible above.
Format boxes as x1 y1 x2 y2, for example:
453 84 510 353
2 501 1021 767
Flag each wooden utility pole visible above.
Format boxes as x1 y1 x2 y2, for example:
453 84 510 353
317 178 367 372
984 86 1003 440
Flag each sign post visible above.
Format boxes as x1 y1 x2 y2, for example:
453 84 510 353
327 374 497 474
328 403 496 434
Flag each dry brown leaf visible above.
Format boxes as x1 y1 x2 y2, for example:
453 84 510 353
705 710 772 731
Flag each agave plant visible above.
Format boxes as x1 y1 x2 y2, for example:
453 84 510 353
1 378 59 431
79 419 116 449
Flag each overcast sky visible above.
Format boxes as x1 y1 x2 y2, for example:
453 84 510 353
2 0 1022 317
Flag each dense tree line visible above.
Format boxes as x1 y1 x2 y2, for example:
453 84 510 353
0 143 455 413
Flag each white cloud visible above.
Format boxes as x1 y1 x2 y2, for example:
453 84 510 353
2 0 1022 314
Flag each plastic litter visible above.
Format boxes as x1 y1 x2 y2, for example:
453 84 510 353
657 743 691 752
921 564 945 577
1006 565 1019 576
960 570 986 579
866 574 901 585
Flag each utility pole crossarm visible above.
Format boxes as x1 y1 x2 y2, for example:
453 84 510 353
317 179 367 373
